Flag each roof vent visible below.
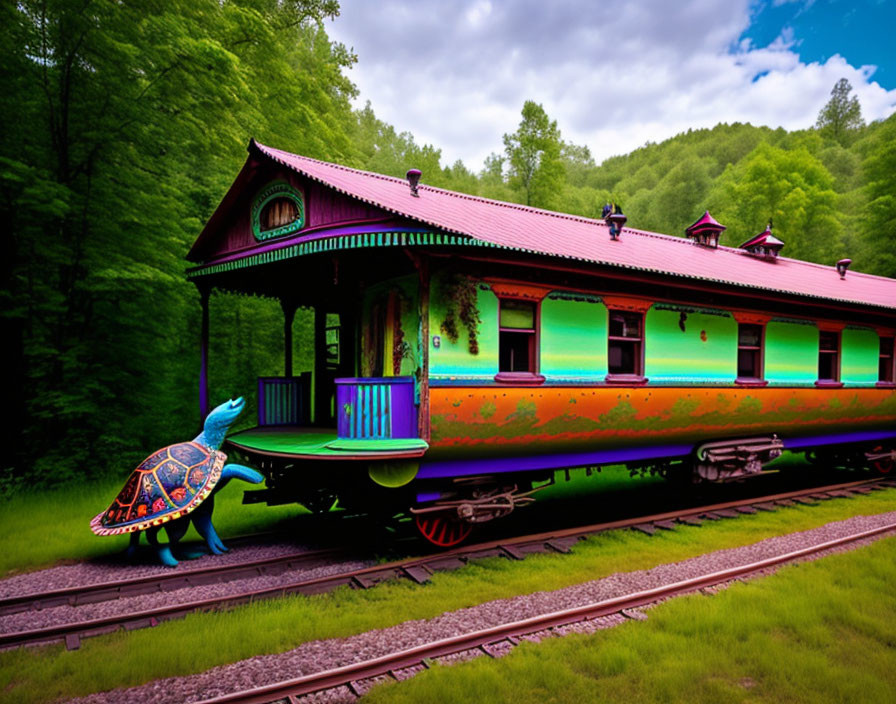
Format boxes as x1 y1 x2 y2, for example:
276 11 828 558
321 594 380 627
685 211 725 248
740 223 784 260
406 169 422 197
836 258 852 279
602 203 627 241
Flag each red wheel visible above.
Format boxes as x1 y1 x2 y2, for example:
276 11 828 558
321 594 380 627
414 513 473 548
872 446 894 475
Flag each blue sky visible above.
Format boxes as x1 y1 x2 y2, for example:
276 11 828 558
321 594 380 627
742 0 894 88
327 1 896 168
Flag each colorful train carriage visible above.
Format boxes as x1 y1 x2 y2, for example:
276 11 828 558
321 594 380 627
186 140 896 545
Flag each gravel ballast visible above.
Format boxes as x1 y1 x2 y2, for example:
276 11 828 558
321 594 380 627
0 541 328 600
65 510 896 704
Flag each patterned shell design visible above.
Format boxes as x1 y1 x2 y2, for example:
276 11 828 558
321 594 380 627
90 442 225 536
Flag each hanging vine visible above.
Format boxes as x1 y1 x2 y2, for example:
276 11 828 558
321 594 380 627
391 289 414 374
440 274 482 355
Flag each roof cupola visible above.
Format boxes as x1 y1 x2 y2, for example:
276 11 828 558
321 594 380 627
740 223 784 260
685 211 725 248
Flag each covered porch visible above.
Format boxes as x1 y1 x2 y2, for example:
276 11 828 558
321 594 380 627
227 376 428 460
188 237 434 460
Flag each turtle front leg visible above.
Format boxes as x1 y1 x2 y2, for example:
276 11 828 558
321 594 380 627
146 526 179 567
192 500 228 555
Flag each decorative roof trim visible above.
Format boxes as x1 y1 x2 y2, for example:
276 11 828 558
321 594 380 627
187 230 482 278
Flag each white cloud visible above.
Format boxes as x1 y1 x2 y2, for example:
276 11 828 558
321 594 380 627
327 0 896 169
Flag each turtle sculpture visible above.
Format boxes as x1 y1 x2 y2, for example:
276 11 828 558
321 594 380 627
91 397 264 566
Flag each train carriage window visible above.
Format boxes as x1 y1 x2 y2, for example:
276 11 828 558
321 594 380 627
737 324 764 380
499 299 537 373
880 336 895 383
608 311 643 375
818 331 840 382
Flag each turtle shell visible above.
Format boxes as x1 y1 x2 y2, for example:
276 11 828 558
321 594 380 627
90 442 225 536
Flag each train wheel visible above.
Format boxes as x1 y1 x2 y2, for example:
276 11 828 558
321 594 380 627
871 446 894 475
414 513 473 548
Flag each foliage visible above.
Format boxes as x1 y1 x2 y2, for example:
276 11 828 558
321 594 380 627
1 0 355 487
1 14 893 498
861 116 896 278
0 472 304 577
2 485 895 702
706 142 843 261
502 100 565 208
364 536 896 704
816 78 865 146
439 274 482 355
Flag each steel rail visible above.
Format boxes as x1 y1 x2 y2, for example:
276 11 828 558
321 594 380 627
0 546 351 617
196 519 896 704
1 476 890 650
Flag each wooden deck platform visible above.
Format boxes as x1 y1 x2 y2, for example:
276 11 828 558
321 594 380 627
226 425 428 460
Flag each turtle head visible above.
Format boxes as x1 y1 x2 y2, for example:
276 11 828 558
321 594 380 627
195 397 245 450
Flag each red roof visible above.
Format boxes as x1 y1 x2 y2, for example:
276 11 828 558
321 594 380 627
235 141 896 311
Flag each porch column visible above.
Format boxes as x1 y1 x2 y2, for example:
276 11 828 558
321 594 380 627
314 306 328 425
414 255 431 442
197 284 210 420
281 299 297 377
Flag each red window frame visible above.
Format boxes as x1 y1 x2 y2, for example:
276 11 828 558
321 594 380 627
879 336 895 385
607 310 644 378
817 330 841 383
498 298 538 375
736 323 765 384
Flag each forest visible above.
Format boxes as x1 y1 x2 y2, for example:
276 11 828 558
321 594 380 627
2 1 895 490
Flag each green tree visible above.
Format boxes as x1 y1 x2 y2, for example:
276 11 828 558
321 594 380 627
707 143 843 263
638 153 713 235
560 141 597 187
352 102 445 184
816 78 865 145
861 115 896 277
1 0 354 485
502 101 564 208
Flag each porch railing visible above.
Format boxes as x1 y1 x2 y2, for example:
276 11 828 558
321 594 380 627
257 373 311 426
335 376 416 439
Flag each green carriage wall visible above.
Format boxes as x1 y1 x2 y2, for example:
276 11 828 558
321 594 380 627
644 306 737 383
429 279 499 378
423 277 884 385
765 319 819 385
540 293 608 379
842 327 879 386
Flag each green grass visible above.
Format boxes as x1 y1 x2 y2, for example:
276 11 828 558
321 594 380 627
0 476 304 577
363 535 896 704
0 451 814 577
1 489 895 704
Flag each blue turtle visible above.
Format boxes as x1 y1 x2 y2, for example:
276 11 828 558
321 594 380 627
91 398 264 566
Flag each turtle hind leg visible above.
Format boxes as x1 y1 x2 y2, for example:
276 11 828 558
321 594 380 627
125 531 141 561
146 526 178 567
192 500 228 555
165 516 207 560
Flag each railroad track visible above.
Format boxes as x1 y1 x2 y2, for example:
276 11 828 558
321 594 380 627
0 545 353 617
195 516 896 704
1 476 892 651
